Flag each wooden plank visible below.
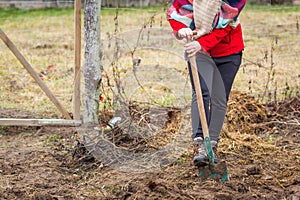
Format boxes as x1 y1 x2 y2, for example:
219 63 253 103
74 0 82 120
0 28 72 120
0 118 82 127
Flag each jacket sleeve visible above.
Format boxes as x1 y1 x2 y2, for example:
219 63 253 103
168 19 188 40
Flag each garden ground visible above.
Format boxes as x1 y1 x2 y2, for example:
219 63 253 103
1 91 299 200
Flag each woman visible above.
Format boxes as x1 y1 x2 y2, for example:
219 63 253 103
168 0 246 166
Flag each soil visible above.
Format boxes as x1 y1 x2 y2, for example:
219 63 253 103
0 91 299 200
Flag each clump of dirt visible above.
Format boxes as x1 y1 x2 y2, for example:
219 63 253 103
225 91 269 135
224 91 299 150
0 91 299 200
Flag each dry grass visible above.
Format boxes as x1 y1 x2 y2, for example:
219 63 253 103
238 6 300 101
0 5 299 117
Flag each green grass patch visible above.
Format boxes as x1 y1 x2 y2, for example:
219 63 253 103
0 126 9 135
21 132 34 138
0 7 73 20
244 4 300 12
40 133 61 145
0 6 165 20
0 144 10 149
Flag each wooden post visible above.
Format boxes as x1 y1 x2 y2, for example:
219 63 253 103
83 0 102 124
74 0 82 120
0 28 72 120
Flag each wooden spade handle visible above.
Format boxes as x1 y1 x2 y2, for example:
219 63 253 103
189 55 210 139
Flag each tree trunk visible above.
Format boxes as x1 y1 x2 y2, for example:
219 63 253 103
83 0 101 125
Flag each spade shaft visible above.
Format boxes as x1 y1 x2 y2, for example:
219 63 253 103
188 54 215 165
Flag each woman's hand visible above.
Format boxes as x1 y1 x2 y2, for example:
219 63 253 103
177 28 194 40
185 41 202 57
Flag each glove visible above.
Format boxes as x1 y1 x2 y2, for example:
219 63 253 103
177 28 194 40
185 41 202 57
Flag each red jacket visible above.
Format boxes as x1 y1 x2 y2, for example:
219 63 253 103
168 19 244 58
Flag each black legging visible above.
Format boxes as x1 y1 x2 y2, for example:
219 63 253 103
188 52 242 141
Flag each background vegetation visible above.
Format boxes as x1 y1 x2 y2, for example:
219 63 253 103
0 5 299 117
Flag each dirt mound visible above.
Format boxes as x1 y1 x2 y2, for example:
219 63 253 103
0 91 299 199
225 91 268 135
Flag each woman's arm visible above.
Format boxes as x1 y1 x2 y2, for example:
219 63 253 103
169 19 232 51
168 0 247 51
168 19 189 40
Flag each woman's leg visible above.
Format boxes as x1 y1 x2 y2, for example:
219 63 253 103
213 52 242 101
188 52 242 142
209 52 242 142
